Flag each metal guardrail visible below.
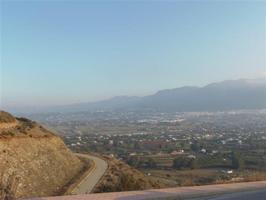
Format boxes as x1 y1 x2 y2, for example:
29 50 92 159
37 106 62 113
26 181 266 200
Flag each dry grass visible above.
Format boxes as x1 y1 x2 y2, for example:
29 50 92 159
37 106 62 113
93 155 164 193
0 169 19 200
0 112 16 124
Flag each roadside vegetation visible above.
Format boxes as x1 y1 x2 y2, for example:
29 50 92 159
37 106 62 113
93 155 164 193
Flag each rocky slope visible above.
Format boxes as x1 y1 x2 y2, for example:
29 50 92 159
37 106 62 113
0 111 84 199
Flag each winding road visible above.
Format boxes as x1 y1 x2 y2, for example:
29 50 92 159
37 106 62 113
70 154 108 195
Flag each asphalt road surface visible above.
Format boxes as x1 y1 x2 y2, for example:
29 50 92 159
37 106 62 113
70 154 108 195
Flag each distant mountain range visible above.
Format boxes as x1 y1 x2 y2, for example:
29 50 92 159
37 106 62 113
58 78 266 113
5 78 266 114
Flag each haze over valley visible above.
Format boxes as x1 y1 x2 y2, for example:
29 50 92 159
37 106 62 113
5 78 266 114
1 1 266 200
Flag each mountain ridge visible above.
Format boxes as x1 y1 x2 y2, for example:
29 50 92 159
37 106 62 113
4 78 266 114
60 78 266 112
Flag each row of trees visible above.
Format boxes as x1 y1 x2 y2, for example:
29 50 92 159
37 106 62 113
127 156 197 169
172 157 197 169
127 151 244 170
127 157 157 168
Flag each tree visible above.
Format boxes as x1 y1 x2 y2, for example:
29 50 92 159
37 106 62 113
191 142 200 152
173 156 196 169
146 158 157 168
127 156 143 168
188 158 197 169
231 152 244 170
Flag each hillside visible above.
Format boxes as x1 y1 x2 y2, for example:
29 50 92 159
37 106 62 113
93 155 166 193
0 111 84 199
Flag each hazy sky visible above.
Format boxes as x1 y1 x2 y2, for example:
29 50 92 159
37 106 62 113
1 1 265 107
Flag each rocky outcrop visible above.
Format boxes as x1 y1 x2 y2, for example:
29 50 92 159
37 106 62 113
0 111 84 199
